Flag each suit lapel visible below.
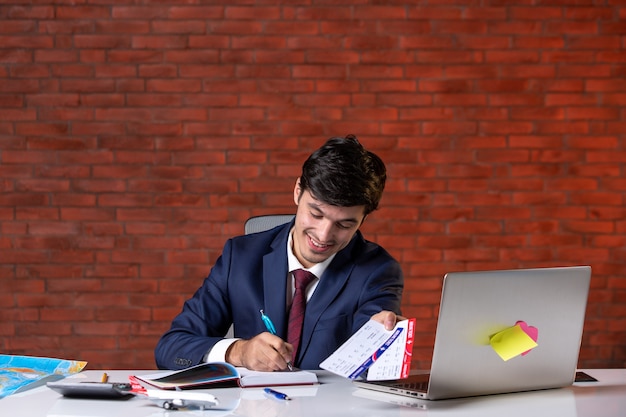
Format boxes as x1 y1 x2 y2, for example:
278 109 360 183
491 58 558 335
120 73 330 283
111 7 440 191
296 233 361 364
262 225 291 337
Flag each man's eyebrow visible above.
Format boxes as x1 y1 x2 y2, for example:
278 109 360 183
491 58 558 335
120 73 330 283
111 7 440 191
306 202 360 224
336 217 359 225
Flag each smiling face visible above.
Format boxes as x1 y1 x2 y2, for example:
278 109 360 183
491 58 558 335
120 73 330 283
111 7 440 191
292 180 366 268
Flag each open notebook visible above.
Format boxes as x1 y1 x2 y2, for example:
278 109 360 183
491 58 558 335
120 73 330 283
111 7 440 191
133 362 317 389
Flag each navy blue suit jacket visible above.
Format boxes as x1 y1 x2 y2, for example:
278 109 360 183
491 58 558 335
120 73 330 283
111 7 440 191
155 221 403 370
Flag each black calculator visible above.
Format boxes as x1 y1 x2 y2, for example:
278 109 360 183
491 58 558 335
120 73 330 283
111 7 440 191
47 381 134 399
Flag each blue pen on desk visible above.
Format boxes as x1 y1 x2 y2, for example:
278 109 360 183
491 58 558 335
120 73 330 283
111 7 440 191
259 309 294 371
264 387 291 401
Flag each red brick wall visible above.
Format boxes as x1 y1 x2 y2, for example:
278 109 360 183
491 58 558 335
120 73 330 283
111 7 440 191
1 1 625 370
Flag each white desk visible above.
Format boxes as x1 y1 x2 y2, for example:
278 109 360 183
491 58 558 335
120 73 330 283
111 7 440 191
3 369 625 417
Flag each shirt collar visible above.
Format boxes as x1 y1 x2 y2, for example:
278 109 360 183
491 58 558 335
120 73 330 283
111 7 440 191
287 227 336 279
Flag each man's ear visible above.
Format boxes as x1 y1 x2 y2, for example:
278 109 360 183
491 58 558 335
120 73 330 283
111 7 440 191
293 178 301 205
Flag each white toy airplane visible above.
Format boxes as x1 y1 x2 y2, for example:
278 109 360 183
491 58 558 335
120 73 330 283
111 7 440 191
143 388 219 410
128 375 219 410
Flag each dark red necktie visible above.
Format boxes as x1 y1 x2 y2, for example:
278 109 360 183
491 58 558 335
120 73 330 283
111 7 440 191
287 269 316 363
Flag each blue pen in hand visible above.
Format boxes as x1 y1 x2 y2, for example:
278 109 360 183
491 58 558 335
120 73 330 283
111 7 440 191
264 387 291 401
260 309 277 335
259 309 294 371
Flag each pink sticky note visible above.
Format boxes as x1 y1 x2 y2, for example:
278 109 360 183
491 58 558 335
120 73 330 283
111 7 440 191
516 321 538 356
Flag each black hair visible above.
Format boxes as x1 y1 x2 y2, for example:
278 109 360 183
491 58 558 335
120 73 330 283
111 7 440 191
299 134 387 215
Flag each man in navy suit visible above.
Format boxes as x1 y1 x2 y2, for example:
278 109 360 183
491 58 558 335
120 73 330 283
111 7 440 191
155 135 404 371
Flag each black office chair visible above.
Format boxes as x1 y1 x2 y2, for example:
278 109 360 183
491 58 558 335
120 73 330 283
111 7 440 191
224 214 295 338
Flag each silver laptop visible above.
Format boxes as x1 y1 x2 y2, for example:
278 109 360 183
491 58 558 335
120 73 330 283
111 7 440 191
354 266 591 400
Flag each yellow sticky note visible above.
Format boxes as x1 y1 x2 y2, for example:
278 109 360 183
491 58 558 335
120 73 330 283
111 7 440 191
490 324 538 361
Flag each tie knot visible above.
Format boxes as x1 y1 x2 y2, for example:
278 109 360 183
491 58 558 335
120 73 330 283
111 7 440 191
293 269 316 290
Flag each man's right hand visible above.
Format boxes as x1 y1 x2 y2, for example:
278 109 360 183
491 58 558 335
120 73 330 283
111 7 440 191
225 332 293 371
